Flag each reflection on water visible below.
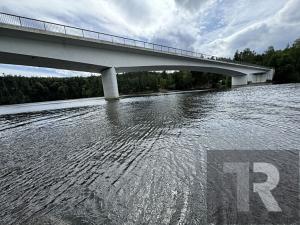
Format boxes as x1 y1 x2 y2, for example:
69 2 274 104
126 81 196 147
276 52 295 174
0 84 299 225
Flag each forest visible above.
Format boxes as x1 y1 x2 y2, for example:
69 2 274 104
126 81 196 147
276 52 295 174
0 71 227 105
0 38 299 105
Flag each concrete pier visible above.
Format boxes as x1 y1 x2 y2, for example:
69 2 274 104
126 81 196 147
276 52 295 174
232 71 274 87
232 75 248 86
251 74 268 84
101 67 119 100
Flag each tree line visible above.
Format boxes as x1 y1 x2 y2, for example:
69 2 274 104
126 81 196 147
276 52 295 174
0 38 299 105
0 71 227 105
0 76 103 105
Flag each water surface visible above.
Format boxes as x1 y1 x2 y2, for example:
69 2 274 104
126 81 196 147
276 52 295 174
0 84 299 225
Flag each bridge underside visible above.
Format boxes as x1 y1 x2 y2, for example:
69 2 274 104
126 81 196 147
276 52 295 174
0 52 265 78
0 52 274 100
0 52 108 73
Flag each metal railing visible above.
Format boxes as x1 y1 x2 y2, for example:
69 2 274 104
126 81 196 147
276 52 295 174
0 12 266 68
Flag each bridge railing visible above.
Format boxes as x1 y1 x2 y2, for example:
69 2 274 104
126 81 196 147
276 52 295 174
0 12 267 68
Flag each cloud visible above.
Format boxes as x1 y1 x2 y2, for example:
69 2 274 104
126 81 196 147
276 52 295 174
174 0 212 12
0 0 299 76
200 0 300 56
279 0 300 23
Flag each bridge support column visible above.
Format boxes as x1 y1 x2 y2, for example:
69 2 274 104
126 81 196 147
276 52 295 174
101 67 119 100
232 75 248 87
249 69 274 84
251 74 267 84
266 69 275 81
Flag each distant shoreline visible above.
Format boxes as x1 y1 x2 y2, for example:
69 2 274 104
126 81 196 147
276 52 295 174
120 88 216 98
0 88 215 108
0 88 217 115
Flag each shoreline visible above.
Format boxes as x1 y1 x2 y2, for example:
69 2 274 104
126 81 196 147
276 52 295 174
120 88 216 98
0 88 216 115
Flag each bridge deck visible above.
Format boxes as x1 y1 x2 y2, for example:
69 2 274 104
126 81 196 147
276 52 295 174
0 12 269 70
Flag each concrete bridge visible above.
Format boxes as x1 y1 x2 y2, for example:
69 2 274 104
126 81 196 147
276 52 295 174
0 12 274 100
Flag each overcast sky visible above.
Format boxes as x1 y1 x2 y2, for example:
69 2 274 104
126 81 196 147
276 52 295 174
1 0 300 77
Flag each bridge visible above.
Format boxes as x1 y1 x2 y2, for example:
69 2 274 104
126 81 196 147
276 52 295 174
0 12 274 100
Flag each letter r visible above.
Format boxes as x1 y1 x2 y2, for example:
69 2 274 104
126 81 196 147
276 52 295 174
253 162 281 212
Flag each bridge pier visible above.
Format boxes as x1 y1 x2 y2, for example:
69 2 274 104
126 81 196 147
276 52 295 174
232 75 248 87
248 69 274 84
266 69 275 81
232 69 274 87
101 67 119 100
250 74 267 84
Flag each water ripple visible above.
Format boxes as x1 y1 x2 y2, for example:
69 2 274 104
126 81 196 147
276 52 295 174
0 84 299 224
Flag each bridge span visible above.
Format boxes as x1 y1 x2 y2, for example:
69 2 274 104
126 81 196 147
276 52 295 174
0 12 274 99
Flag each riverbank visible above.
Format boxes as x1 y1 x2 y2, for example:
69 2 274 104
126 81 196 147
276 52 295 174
0 88 216 115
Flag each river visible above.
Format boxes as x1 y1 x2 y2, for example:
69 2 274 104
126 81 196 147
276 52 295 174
0 84 299 225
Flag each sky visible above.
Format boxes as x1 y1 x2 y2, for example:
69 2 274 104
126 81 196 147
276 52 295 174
0 0 300 77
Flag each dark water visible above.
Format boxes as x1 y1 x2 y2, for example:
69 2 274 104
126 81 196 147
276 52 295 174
0 84 299 225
